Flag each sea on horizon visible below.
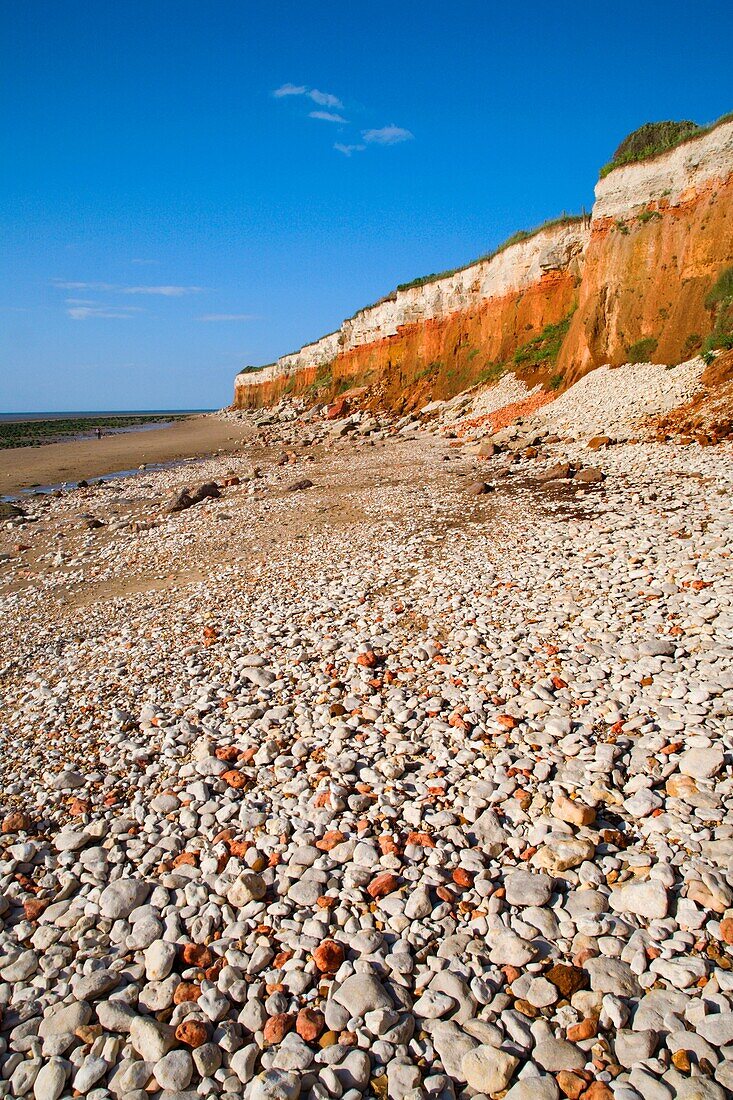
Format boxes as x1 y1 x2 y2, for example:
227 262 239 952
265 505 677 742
0 409 213 423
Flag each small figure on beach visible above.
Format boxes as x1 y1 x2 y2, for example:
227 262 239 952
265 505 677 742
95 427 102 440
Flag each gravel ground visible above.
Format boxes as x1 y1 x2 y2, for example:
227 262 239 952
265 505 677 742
0 402 732 1100
532 360 705 440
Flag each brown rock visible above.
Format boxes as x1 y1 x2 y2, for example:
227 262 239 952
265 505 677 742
497 714 518 730
23 898 48 921
287 478 314 492
75 1024 102 1044
666 774 698 799
552 794 596 827
556 1071 590 1099
1 812 32 834
164 488 195 513
189 481 221 504
545 963 587 999
406 831 435 849
313 940 344 973
567 1017 597 1041
574 467 603 484
466 480 495 495
477 441 498 458
316 830 346 851
173 981 202 1004
296 1007 325 1042
221 769 248 789
366 873 400 900
175 1020 210 1048
720 918 733 945
264 1012 295 1044
671 1049 691 1072
587 436 613 450
326 396 350 420
538 462 574 482
583 1085 615 1100
181 943 212 968
215 745 240 762
172 851 197 868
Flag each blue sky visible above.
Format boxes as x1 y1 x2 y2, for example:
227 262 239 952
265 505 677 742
2 1 732 411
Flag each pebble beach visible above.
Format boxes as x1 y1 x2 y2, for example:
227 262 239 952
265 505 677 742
0 367 732 1100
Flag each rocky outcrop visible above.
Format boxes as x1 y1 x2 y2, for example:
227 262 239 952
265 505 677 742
235 117 733 409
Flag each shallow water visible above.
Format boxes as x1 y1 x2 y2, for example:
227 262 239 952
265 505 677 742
1 456 200 502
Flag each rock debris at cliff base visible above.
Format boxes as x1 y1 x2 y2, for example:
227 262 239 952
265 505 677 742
0 404 732 1100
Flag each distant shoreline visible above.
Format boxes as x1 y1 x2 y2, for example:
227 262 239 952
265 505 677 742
0 413 200 451
0 409 212 422
0 414 250 498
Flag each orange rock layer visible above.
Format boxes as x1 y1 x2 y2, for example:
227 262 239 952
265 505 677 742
560 174 733 382
237 269 579 410
236 158 733 411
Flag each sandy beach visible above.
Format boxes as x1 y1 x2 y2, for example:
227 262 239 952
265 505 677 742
0 414 251 497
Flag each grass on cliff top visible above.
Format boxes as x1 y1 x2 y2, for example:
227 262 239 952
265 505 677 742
599 111 733 179
393 214 585 295
350 213 586 318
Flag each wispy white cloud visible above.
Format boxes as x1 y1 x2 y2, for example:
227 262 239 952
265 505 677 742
273 83 308 98
124 285 203 297
334 142 366 157
67 304 144 320
53 280 116 291
309 110 348 124
273 84 344 111
308 89 343 109
362 125 414 145
198 313 258 322
130 258 158 266
52 280 202 297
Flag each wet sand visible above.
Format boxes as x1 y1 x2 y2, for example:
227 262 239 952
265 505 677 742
0 414 250 496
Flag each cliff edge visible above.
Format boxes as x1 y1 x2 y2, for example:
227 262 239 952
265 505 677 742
235 116 733 411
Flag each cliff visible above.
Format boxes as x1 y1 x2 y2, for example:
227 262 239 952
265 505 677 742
235 116 733 410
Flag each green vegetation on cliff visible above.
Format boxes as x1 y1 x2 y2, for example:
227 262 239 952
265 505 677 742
513 310 575 371
600 112 733 178
627 336 659 364
472 308 576 392
393 214 584 296
703 266 733 358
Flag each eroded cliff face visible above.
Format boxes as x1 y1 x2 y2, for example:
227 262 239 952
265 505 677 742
235 119 733 409
558 121 733 381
